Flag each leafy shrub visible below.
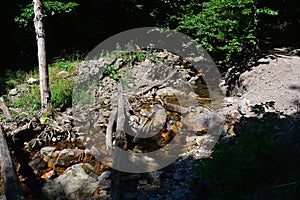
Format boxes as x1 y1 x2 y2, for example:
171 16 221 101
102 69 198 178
177 0 278 63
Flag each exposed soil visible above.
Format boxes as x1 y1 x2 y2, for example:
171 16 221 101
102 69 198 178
237 49 300 116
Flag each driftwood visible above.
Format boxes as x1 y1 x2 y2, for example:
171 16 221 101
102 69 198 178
0 97 12 121
111 84 126 200
106 107 117 156
0 125 25 200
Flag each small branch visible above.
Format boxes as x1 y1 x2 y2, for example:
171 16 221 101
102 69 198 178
267 181 297 190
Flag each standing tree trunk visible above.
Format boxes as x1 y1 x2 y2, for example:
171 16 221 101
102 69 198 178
252 0 260 52
33 0 51 110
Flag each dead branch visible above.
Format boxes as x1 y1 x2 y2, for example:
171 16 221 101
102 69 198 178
111 83 126 200
106 107 117 156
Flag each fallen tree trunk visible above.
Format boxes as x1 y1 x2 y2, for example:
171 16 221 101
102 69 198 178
0 125 25 200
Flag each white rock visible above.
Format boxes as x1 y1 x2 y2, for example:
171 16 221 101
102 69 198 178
57 71 69 77
238 98 251 115
27 77 38 84
9 88 18 96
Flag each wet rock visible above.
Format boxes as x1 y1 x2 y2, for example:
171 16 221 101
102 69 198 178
53 163 99 199
42 179 65 200
29 151 47 172
186 136 200 143
195 134 218 150
54 148 92 169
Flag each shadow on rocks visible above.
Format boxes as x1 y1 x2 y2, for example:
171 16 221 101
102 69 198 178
190 106 300 200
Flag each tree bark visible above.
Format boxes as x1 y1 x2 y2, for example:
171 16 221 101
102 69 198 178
33 0 51 110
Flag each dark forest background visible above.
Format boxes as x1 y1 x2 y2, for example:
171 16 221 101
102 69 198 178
0 0 299 74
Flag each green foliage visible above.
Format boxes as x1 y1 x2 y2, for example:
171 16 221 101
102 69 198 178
6 60 77 113
53 60 75 71
15 1 79 28
11 85 41 110
178 0 276 62
50 78 74 109
105 65 119 80
193 111 281 198
41 107 56 123
134 51 146 62
148 0 278 64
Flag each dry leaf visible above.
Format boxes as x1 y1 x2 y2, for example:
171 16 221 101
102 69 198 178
41 170 54 179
